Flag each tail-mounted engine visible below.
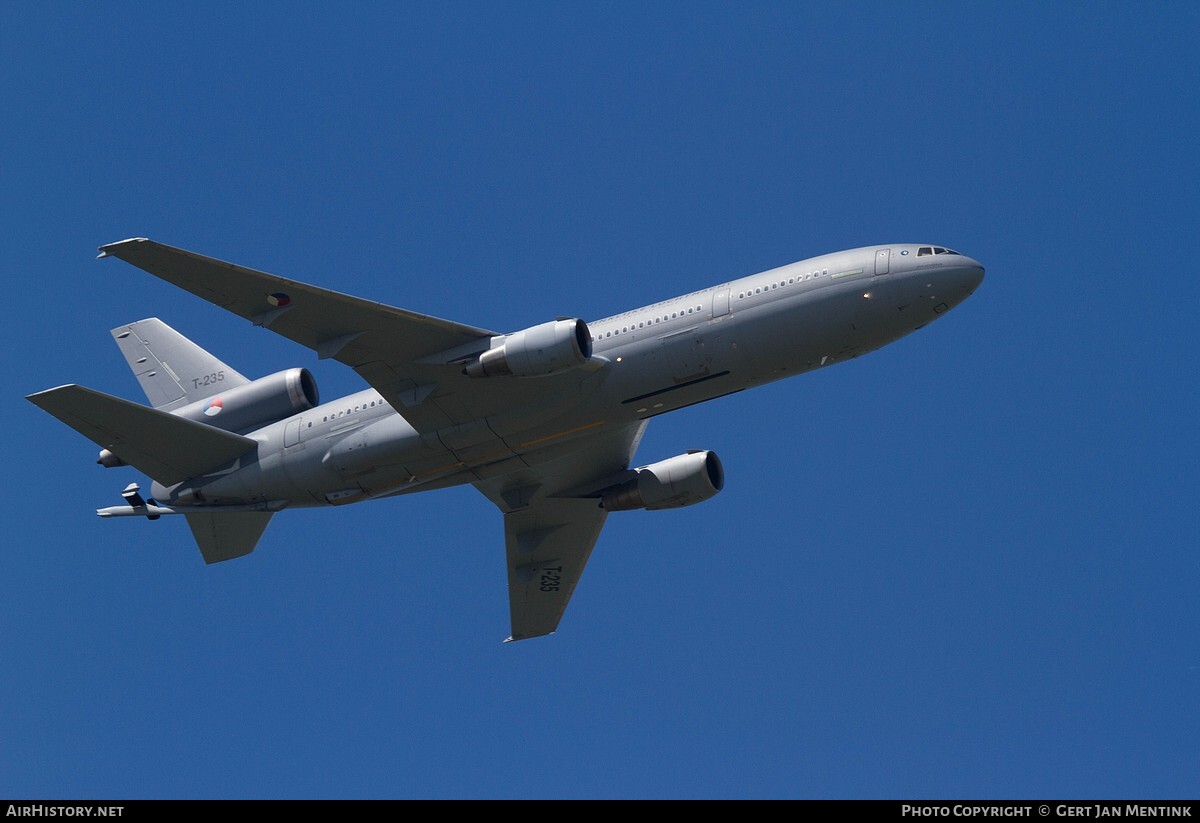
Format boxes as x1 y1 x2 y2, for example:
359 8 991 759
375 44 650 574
465 319 592 378
600 450 724 511
169 367 319 433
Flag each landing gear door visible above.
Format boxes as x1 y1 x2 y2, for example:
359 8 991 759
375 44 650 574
875 248 890 275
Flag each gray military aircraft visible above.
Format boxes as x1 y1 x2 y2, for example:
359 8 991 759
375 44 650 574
28 239 983 640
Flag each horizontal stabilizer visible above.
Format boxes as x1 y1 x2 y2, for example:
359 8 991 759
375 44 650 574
185 512 274 564
26 384 257 486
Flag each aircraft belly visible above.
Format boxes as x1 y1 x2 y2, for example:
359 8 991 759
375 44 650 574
735 284 881 377
466 454 532 481
186 452 299 506
436 418 522 478
314 415 461 500
305 408 611 502
664 321 739 384
600 320 743 418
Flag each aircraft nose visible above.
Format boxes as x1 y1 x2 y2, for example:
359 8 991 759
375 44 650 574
957 258 985 293
917 258 985 317
937 261 984 312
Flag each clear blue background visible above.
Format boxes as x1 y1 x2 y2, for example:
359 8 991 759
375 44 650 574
3 2 1196 799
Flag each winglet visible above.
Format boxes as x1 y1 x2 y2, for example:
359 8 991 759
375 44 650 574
97 237 149 258
503 631 556 643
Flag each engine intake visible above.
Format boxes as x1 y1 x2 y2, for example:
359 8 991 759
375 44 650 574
600 450 724 511
465 319 592 378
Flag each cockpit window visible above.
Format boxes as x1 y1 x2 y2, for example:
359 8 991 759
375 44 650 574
918 246 961 257
918 247 932 256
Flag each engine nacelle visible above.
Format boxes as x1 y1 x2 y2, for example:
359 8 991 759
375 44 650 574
97 448 126 468
600 450 724 511
170 368 319 434
465 319 592 378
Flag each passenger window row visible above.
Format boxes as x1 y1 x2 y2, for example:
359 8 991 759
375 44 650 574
309 396 385 427
737 268 827 300
597 304 704 339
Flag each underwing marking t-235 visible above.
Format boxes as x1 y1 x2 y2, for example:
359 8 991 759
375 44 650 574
28 239 984 641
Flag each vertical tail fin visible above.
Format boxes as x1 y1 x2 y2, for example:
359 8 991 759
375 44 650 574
111 318 250 410
185 512 274 564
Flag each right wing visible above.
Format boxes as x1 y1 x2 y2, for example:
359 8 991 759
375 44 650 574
98 239 605 436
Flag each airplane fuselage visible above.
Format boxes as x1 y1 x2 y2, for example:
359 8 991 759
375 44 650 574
153 244 983 509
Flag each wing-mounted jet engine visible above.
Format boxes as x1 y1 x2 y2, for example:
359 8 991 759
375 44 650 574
465 318 592 378
599 450 724 511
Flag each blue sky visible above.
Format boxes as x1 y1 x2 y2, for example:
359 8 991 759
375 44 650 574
3 2 1197 799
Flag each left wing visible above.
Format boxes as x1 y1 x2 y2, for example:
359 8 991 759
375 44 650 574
476 421 648 641
502 498 609 642
98 239 603 434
